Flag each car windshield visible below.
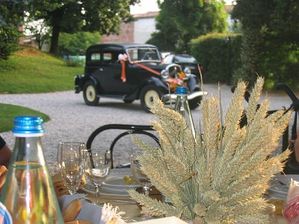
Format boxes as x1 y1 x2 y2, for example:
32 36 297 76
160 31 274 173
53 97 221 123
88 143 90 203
174 55 197 63
126 47 161 63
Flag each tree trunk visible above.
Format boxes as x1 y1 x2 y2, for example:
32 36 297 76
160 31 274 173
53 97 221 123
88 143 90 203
49 8 64 55
49 24 60 55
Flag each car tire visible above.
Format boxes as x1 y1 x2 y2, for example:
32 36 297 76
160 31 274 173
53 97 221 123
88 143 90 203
140 85 162 112
83 81 99 106
188 96 202 110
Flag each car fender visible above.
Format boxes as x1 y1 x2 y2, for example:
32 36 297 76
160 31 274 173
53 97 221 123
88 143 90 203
79 74 104 95
139 76 169 96
74 74 86 93
86 74 98 86
188 74 200 92
125 77 169 100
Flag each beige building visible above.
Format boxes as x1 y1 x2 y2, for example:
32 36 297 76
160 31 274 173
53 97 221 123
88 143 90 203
101 11 159 44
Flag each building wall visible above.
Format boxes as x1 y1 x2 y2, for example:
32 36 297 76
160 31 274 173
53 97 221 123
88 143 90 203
101 22 134 43
101 11 158 44
134 17 156 43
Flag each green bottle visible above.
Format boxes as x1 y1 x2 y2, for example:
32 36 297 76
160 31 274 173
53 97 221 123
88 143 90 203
0 116 64 224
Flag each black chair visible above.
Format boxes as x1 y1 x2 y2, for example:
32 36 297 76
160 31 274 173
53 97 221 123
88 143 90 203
232 83 299 173
276 84 299 174
86 124 160 168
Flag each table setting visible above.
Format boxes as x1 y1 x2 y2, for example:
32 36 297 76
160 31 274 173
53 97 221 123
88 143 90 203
50 141 167 223
46 78 298 224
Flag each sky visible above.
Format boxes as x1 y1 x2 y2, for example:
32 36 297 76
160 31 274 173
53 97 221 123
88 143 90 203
130 0 234 14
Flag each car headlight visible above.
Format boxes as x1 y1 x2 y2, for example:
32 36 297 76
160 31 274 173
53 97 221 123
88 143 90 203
184 67 191 76
161 69 169 79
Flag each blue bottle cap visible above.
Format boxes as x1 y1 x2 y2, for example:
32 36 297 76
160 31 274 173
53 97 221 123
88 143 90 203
12 116 44 135
175 86 187 94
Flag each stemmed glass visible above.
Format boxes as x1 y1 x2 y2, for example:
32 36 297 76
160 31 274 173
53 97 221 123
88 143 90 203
57 142 85 195
85 149 111 204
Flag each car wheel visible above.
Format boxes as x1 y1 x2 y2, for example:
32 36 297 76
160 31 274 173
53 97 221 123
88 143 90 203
83 81 99 106
123 99 134 104
188 96 202 110
140 86 162 112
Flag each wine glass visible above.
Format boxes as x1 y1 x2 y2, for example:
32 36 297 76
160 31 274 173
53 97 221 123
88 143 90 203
85 149 111 204
57 142 85 195
130 152 151 196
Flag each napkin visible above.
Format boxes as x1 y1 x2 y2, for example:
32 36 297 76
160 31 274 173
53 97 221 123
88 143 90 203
283 179 299 223
130 216 188 224
58 194 103 224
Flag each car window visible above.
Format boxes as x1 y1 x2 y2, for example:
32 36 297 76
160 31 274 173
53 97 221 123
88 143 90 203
174 55 197 63
91 53 101 61
103 52 113 63
126 47 161 63
103 52 112 61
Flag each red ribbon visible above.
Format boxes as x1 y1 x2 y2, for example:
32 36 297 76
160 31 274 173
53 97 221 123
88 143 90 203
135 63 161 76
119 61 161 82
120 60 126 82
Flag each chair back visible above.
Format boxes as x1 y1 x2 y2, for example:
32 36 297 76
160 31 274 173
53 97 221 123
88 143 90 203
86 124 159 168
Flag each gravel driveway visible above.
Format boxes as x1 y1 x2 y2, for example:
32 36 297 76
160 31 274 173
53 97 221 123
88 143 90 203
0 84 293 165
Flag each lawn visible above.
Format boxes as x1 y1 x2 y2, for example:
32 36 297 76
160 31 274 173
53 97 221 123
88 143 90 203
0 47 83 93
0 103 50 132
0 47 83 132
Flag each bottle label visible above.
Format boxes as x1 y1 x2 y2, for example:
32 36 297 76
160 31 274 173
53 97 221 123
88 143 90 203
0 203 12 224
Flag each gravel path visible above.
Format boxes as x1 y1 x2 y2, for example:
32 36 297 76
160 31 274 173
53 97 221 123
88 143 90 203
0 84 293 165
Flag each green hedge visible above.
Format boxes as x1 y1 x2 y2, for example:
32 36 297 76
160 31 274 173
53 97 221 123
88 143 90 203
0 26 19 60
190 32 242 84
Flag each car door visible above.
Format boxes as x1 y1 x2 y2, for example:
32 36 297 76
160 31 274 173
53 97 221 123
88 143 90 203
97 48 135 94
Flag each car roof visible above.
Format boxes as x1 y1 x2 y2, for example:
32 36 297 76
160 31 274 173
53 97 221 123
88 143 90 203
167 53 193 57
87 43 158 52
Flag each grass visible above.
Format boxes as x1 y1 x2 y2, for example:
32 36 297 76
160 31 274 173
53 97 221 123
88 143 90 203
0 47 83 93
0 103 50 132
0 47 83 132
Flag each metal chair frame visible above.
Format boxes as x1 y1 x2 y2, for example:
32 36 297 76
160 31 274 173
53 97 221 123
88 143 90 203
86 124 159 168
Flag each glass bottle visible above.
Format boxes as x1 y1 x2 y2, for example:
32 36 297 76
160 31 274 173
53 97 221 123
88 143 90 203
174 86 197 141
0 116 64 224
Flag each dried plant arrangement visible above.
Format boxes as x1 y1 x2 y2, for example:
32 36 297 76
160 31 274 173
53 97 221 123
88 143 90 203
128 78 292 224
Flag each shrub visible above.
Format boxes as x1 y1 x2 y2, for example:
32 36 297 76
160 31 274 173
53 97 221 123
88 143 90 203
64 55 85 67
58 32 100 56
190 32 242 84
0 26 19 60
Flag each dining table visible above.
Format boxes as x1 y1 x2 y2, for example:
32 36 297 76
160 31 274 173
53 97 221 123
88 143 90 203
81 168 292 224
78 168 147 222
54 168 292 224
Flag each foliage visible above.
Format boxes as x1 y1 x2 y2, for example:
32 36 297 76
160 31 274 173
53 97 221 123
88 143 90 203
0 103 49 133
26 0 139 55
0 0 25 59
58 32 100 56
147 0 228 52
191 32 242 84
129 78 291 223
0 26 20 60
24 19 51 50
0 47 83 93
232 0 299 90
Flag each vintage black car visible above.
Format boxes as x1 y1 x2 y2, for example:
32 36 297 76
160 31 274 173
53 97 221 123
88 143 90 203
163 53 203 77
75 43 204 112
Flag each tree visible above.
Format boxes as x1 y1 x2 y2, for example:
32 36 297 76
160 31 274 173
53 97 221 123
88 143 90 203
27 0 139 55
58 32 100 56
0 1 25 59
147 0 228 52
232 0 299 88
